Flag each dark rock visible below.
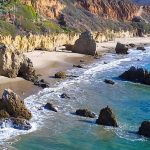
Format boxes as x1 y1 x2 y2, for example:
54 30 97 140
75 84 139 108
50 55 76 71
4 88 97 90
0 109 10 119
72 31 97 56
64 44 73 51
55 71 66 79
10 117 32 130
119 66 150 85
44 103 57 112
138 121 150 137
96 106 118 127
115 42 128 54
129 43 136 48
104 79 115 85
60 93 70 99
73 64 84 68
76 109 96 118
34 79 49 88
137 46 146 51
80 60 85 63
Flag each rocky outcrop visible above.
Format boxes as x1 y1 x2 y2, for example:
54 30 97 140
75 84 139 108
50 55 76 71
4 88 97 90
104 79 115 85
72 31 97 56
0 44 37 81
138 121 150 137
0 89 32 130
55 71 67 78
96 106 118 127
115 42 128 54
44 103 58 112
75 109 96 118
34 79 49 88
137 46 146 51
119 66 150 85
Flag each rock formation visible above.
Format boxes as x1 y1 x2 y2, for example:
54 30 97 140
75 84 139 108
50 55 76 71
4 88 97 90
75 109 96 118
137 46 146 51
0 89 32 130
138 121 150 137
55 71 67 78
115 42 128 54
44 103 58 112
0 44 37 81
72 31 97 56
104 79 115 85
96 106 118 127
119 66 150 85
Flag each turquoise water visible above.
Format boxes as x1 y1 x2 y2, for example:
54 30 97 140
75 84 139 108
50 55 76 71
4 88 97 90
2 47 150 150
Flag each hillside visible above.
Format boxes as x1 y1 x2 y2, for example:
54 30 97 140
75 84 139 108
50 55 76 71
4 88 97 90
0 0 150 36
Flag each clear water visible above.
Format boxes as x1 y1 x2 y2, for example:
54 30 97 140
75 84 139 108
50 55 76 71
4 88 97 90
2 47 150 150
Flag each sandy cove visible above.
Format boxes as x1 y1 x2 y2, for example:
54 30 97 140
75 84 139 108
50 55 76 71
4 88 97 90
0 36 150 99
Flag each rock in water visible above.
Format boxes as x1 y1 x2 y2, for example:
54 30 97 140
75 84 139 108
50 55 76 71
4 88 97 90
115 42 128 54
72 31 97 56
55 71 66 78
75 109 96 118
1 89 32 120
34 79 49 88
60 93 70 99
119 66 150 85
137 46 146 51
96 106 118 127
138 121 150 137
104 79 115 85
44 103 58 112
0 44 37 81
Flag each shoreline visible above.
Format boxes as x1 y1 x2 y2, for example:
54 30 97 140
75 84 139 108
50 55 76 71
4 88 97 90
0 37 150 99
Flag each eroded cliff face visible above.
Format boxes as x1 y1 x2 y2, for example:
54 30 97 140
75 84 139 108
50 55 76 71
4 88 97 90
21 0 140 21
77 0 139 21
0 31 135 53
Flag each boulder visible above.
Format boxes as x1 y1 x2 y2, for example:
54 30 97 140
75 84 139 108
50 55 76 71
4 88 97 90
55 71 66 78
96 106 118 127
44 103 58 112
1 89 32 120
129 43 136 48
137 46 146 51
72 31 97 56
60 93 70 99
119 66 150 85
73 64 84 68
104 79 115 85
138 121 150 137
0 44 37 81
115 42 128 54
34 79 49 88
75 109 96 118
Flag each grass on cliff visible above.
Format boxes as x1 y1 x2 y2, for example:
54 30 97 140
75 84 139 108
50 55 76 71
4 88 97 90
0 20 16 36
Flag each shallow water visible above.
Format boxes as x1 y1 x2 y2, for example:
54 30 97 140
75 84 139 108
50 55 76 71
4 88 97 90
2 47 150 150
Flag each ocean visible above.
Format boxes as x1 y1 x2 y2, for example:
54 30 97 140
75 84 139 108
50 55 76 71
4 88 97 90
1 47 150 150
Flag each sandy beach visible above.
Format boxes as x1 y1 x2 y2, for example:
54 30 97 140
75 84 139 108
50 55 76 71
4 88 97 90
0 36 150 99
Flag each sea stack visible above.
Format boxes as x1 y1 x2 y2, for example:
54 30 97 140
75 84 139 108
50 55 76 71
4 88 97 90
96 106 118 127
115 42 128 54
138 121 150 138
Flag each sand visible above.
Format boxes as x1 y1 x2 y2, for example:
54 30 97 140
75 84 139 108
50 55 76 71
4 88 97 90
0 36 149 99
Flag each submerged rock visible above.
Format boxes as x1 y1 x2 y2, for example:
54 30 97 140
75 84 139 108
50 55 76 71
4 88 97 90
34 79 49 88
72 31 97 56
44 103 58 112
138 121 150 138
75 109 96 118
137 46 146 51
0 44 37 81
73 64 84 68
60 93 70 99
96 106 118 127
55 71 67 79
119 66 150 85
104 79 115 85
115 42 128 54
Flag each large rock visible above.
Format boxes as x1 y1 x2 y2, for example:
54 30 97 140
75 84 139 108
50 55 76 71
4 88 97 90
119 66 150 85
96 106 118 127
72 31 97 56
138 121 150 137
75 109 96 118
0 44 37 81
55 71 67 78
115 42 128 54
44 103 58 112
1 89 32 120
